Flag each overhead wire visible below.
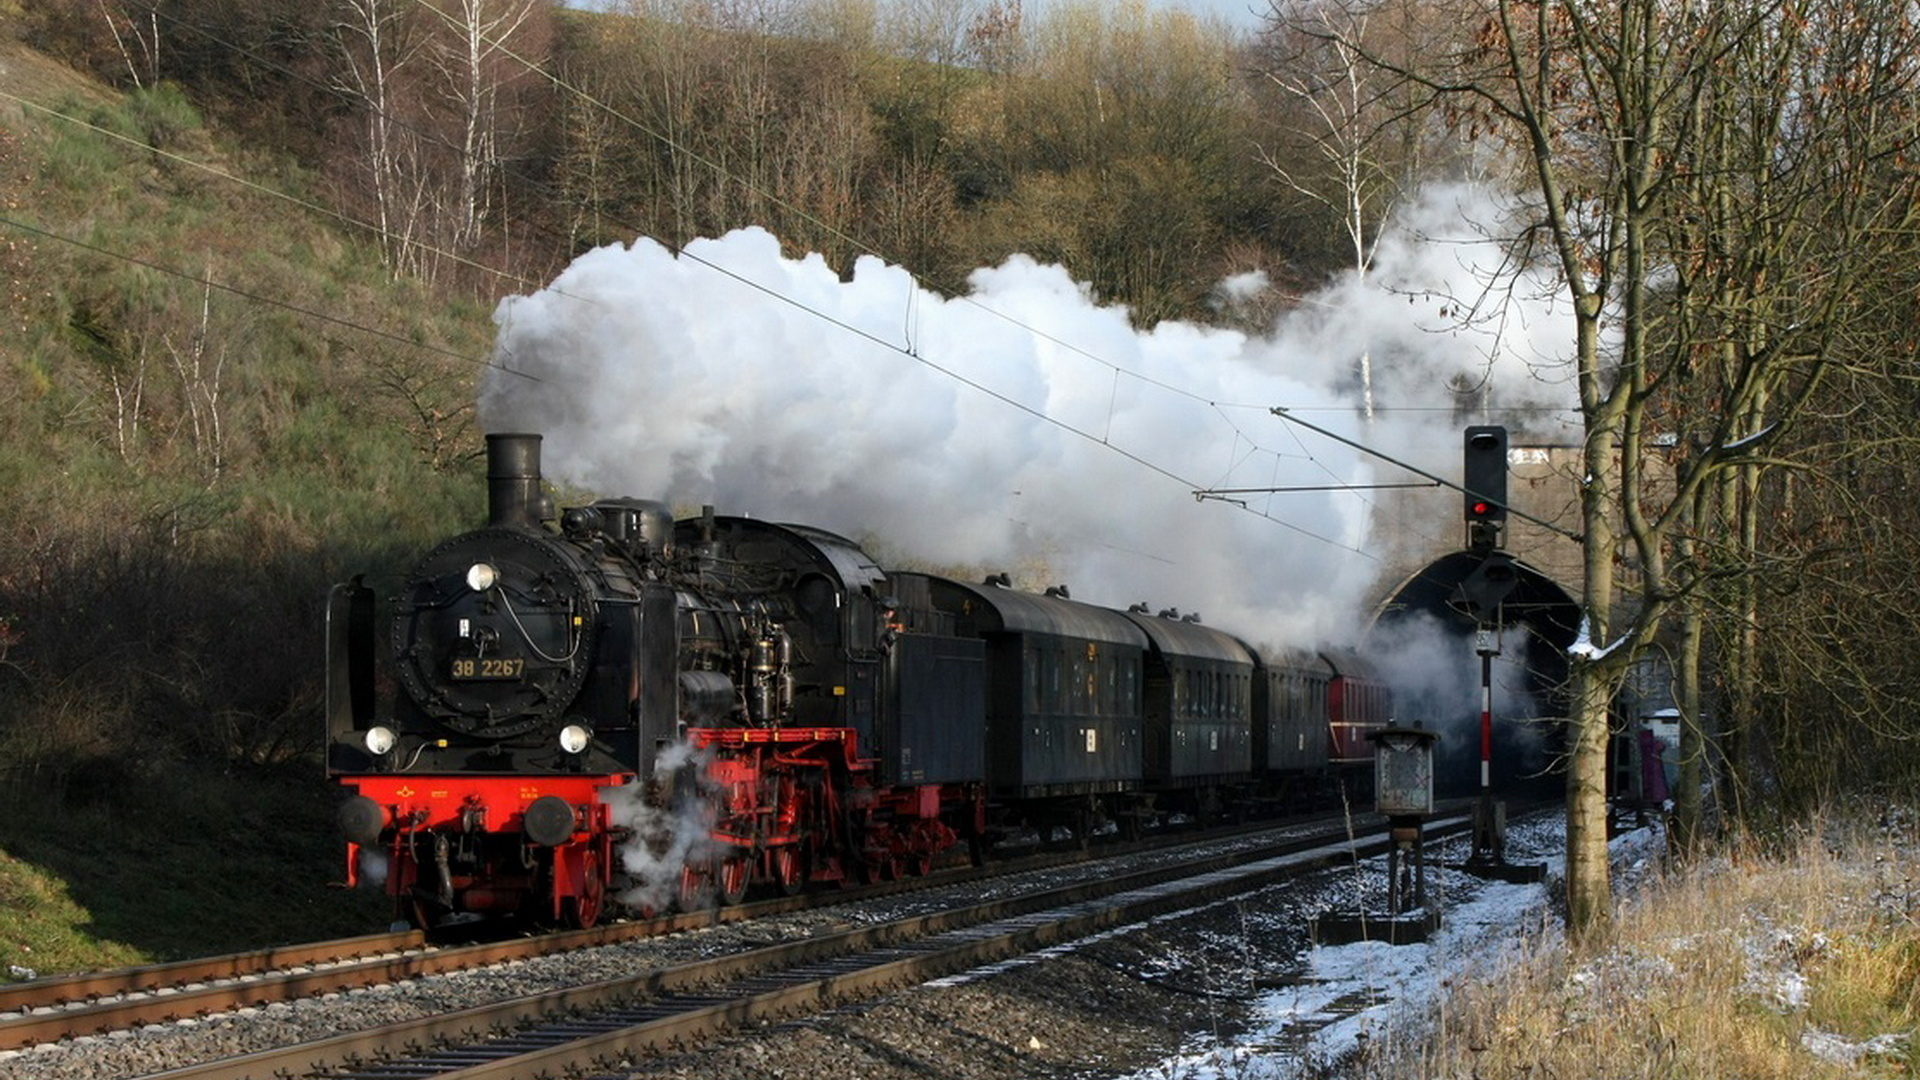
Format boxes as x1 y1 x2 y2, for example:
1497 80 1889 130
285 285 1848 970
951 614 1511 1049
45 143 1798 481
4 1 1576 570
397 0 1464 560
16 6 1604 714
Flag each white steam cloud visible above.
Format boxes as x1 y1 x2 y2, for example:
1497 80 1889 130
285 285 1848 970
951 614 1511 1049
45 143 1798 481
1366 613 1556 787
601 739 716 914
481 183 1576 650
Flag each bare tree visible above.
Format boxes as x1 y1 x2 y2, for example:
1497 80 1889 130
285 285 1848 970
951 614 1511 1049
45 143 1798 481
164 269 227 488
333 0 431 276
1347 0 1920 938
985 0 1246 322
1659 2 1920 842
1255 0 1452 416
94 0 161 88
882 0 991 65
427 0 546 255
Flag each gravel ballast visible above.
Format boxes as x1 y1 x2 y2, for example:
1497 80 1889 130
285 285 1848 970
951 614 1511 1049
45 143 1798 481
0 817 1565 1080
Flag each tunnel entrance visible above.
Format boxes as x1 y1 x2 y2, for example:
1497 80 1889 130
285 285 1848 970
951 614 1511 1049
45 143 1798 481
1367 552 1581 799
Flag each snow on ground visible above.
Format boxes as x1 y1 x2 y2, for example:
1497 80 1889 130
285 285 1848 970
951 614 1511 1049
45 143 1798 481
1118 809 1666 1079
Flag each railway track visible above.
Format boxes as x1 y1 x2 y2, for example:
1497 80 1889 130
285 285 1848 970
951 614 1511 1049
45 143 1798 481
0 871 911 1050
0 805 1396 1051
0 930 422 1049
124 810 1481 1080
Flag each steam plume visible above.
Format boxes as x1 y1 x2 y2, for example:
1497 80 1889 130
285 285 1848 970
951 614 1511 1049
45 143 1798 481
481 183 1576 650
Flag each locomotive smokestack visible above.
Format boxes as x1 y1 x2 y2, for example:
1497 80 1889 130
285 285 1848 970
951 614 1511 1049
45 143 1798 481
487 432 544 530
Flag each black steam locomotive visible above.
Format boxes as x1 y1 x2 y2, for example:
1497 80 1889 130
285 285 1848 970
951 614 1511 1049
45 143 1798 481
326 433 1390 927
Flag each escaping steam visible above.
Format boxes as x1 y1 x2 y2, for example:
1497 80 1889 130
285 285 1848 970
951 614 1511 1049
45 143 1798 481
1365 613 1557 791
601 738 717 913
481 182 1577 651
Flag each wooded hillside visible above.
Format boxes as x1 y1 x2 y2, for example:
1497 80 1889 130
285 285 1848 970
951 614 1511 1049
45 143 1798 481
2 0 1920 961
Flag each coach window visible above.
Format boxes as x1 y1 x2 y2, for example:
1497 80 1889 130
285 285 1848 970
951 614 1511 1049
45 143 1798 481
1048 645 1063 713
1026 643 1043 714
851 594 875 653
1070 650 1087 713
1038 646 1051 714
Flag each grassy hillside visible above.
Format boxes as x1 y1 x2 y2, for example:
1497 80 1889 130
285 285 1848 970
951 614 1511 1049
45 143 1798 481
0 767 395 975
0 13 492 974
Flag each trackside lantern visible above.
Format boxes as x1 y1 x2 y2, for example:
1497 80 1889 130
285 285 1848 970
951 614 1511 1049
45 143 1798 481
1371 726 1438 817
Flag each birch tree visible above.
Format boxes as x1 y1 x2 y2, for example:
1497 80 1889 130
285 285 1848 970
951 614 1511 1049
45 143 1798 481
429 0 545 256
333 0 431 276
1256 0 1456 417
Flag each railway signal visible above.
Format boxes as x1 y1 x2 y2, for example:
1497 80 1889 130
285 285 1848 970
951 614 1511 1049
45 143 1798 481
1458 551 1518 619
1463 425 1508 552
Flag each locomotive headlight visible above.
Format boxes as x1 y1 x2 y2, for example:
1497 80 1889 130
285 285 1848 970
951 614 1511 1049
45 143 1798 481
466 562 499 592
558 723 593 754
364 725 397 756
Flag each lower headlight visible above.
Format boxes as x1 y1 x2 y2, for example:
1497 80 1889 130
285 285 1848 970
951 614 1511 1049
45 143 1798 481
558 723 592 754
364 726 397 755
338 795 388 847
522 795 577 847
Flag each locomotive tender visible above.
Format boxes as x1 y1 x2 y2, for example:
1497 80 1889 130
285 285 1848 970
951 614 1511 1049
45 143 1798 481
326 433 1391 928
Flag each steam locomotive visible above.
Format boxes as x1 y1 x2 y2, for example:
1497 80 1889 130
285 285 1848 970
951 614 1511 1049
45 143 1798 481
326 433 1391 928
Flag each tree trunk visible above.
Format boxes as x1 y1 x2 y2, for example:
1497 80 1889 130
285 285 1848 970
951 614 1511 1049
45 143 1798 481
1566 315 1622 941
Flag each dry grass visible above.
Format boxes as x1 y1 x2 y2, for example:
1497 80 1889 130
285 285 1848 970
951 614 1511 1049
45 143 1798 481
1351 805 1920 1079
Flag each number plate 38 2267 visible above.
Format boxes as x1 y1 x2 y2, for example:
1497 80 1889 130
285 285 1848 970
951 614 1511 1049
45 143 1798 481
450 657 525 680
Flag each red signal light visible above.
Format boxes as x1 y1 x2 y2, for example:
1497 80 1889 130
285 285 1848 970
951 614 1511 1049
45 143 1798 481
1470 500 1493 517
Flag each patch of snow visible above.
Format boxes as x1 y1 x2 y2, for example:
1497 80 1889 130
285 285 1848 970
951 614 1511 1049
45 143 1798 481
1115 812 1592 1079
1802 1028 1909 1067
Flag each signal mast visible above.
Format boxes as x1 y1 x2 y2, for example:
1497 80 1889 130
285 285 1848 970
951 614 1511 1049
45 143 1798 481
1456 426 1544 883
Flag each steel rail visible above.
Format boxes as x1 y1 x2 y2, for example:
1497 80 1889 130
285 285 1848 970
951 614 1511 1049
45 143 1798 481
0 930 423 1015
140 812 1487 1080
0 804 1394 1049
0 899 773 1049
